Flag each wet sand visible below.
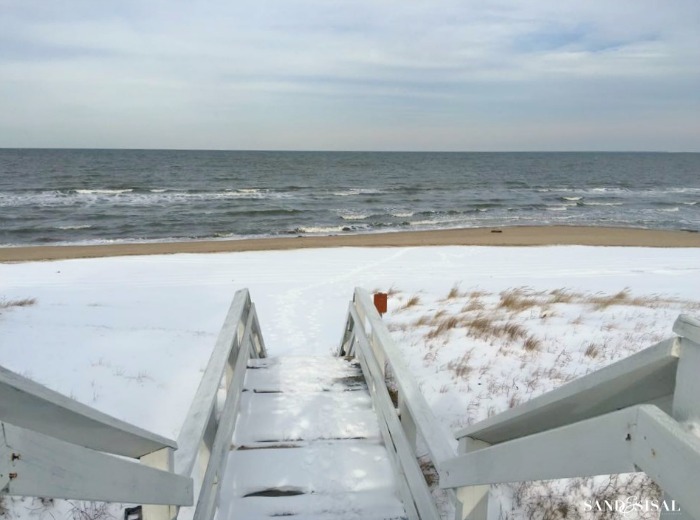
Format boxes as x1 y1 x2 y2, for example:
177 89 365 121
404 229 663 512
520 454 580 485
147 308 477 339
1 226 699 262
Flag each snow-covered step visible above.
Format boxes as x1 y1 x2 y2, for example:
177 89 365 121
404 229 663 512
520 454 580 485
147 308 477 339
243 356 367 393
218 442 406 520
233 391 382 447
218 356 407 520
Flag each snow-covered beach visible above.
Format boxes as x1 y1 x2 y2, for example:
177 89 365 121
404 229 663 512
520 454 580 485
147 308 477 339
2 238 700 518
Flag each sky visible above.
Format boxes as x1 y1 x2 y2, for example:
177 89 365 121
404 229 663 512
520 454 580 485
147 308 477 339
1 0 699 151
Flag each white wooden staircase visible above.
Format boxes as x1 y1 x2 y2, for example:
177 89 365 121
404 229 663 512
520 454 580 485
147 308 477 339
217 356 407 520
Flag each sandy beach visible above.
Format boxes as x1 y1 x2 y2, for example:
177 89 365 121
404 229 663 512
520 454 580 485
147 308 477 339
1 225 699 262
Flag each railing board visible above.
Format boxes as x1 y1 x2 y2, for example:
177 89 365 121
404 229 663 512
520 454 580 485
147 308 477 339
192 306 259 520
175 289 249 476
634 406 700 520
350 306 441 520
0 422 192 505
0 366 176 459
440 407 639 487
354 288 457 468
674 314 700 345
456 338 679 445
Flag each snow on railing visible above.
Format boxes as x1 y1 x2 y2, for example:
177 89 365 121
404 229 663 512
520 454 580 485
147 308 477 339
0 361 192 509
0 288 266 520
339 287 453 520
174 288 266 520
341 288 700 520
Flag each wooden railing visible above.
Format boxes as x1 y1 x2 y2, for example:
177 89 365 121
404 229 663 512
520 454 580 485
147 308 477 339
340 287 700 520
444 314 700 520
0 288 266 520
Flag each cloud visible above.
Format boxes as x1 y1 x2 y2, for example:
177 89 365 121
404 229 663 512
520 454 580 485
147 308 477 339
0 0 698 150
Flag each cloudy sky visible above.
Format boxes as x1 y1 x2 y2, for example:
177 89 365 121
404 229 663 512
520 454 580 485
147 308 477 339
1 0 699 151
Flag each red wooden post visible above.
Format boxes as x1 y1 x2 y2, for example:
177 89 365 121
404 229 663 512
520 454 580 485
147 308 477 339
373 292 388 316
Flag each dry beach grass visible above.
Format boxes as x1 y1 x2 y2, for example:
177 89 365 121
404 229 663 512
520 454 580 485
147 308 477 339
384 284 700 518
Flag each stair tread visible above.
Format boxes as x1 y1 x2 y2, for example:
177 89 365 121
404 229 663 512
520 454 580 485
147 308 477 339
220 356 406 520
233 391 382 445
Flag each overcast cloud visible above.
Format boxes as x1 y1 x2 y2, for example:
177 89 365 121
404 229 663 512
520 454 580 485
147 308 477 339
1 0 699 150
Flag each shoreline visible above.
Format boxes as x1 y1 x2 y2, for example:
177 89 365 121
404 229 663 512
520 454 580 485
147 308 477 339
1 226 699 262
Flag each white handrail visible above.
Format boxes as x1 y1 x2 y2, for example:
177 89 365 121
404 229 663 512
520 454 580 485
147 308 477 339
343 287 700 520
349 288 456 467
0 288 266 520
0 365 177 458
441 313 700 520
340 288 456 520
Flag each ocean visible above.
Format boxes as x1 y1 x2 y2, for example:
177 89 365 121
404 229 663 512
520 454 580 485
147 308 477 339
0 149 698 246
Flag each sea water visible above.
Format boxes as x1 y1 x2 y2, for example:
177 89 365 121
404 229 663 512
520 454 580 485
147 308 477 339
0 149 698 245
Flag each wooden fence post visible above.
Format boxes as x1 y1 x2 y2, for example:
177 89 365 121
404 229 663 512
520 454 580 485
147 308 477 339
452 437 490 520
661 315 700 520
141 448 176 520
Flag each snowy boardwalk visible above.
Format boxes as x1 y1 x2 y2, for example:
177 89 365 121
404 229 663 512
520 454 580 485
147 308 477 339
217 356 407 520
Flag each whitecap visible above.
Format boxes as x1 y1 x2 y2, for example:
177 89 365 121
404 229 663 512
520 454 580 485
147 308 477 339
338 212 370 221
74 189 133 195
332 188 382 197
56 224 93 230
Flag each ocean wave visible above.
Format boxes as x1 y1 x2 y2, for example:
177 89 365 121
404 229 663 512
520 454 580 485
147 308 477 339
55 224 93 230
289 224 370 234
546 205 569 211
332 188 383 197
74 189 134 195
582 201 624 206
338 211 370 221
561 196 583 201
658 207 680 212
390 210 414 217
0 188 295 207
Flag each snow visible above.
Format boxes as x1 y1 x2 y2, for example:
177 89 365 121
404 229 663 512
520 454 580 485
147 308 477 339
220 356 404 519
1 245 700 519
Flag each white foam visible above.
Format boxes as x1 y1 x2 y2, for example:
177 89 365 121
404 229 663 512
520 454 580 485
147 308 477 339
56 225 93 230
75 189 133 195
338 211 370 221
332 188 382 197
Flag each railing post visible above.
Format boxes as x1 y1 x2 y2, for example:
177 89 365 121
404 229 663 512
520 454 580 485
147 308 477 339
452 437 490 520
662 315 700 519
140 447 176 520
398 392 417 450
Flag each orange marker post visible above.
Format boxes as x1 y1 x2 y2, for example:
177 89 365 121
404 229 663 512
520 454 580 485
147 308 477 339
373 292 388 316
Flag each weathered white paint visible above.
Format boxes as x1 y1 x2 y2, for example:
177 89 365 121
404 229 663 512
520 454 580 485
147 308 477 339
353 288 456 468
141 448 177 520
453 437 490 520
192 303 265 520
349 307 441 520
634 406 700 520
455 337 679 445
440 407 638 487
674 314 700 345
0 365 176 458
0 421 192 505
662 318 700 520
174 290 249 477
